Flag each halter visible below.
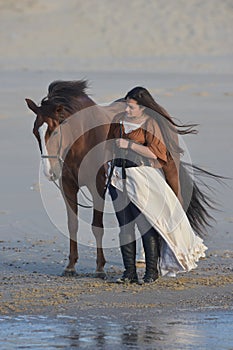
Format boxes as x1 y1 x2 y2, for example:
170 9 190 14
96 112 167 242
41 122 63 159
41 124 93 209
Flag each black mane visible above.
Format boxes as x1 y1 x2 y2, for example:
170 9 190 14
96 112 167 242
41 80 95 114
48 80 88 98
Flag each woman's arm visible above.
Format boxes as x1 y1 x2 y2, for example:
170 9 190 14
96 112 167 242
116 138 157 159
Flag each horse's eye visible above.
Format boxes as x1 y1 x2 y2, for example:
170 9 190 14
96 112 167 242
53 131 58 135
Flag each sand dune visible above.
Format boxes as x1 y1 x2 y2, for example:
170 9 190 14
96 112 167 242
0 0 232 72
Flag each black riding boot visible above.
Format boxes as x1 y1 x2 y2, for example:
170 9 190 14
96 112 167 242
142 230 159 283
117 241 138 284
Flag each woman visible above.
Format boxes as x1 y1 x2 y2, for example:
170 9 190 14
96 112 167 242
105 86 207 284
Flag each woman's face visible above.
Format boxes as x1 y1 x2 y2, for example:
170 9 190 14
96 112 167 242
125 98 144 118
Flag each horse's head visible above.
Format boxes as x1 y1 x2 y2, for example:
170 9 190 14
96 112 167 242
26 98 69 181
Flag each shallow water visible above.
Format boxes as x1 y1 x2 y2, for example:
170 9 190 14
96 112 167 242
0 309 233 349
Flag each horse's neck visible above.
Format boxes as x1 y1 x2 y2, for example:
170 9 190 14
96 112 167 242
62 102 125 162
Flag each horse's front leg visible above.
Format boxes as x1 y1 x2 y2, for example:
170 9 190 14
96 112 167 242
62 184 79 276
91 191 106 278
92 208 106 278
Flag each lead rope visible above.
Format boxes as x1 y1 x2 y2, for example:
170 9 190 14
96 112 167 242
120 120 127 183
120 120 128 259
48 157 93 209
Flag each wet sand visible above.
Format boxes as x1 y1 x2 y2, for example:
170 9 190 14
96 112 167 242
1 310 232 349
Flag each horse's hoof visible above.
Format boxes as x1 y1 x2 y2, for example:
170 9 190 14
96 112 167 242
95 271 107 280
62 269 77 277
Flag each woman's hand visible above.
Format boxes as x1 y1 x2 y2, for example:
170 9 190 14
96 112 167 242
116 138 158 160
115 138 129 149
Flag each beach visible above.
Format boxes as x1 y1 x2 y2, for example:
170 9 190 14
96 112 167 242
0 1 233 349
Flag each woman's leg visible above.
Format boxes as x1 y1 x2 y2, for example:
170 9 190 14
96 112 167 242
109 185 139 282
130 203 160 283
109 185 136 244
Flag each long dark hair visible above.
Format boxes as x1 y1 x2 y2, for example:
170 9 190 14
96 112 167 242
125 86 226 236
125 86 197 156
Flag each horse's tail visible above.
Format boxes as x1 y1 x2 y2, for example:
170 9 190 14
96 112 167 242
179 161 225 237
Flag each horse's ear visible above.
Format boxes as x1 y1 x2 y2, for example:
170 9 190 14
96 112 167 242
25 98 39 114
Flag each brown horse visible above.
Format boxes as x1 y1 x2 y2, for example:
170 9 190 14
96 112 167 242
26 79 223 277
26 80 124 277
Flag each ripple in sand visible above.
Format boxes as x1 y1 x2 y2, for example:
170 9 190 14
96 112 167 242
193 91 210 96
0 114 9 119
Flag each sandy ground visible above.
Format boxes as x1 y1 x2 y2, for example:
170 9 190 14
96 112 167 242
0 0 233 324
1 241 233 316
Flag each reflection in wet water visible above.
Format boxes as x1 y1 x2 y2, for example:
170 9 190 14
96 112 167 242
0 310 233 349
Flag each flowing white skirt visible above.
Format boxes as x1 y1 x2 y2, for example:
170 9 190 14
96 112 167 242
111 166 207 276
